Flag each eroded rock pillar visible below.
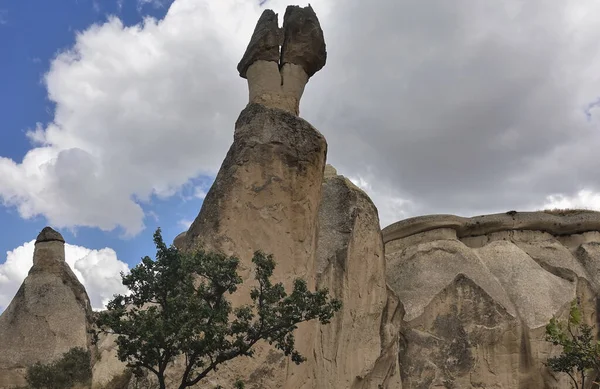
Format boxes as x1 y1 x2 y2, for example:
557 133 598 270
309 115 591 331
180 5 327 389
0 227 92 389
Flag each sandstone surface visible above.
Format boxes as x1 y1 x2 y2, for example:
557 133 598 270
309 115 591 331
384 211 600 388
0 227 92 388
177 100 327 388
314 167 401 389
166 9 330 386
238 6 325 116
6 4 600 389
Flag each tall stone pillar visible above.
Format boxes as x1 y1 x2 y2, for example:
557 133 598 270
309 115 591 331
181 5 327 389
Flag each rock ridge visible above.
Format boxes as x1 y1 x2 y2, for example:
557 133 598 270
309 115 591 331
382 210 600 243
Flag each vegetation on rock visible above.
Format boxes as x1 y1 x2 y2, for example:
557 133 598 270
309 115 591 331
25 347 91 389
545 299 600 389
97 369 159 389
92 228 342 389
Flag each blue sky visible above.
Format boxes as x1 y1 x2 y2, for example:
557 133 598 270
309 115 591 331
0 0 209 308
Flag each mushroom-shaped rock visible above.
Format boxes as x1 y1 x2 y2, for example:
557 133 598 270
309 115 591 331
239 5 326 116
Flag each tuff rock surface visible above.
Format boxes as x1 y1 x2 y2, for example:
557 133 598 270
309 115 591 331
0 227 92 388
314 167 402 389
238 5 325 116
383 211 600 388
176 100 327 388
6 5 600 389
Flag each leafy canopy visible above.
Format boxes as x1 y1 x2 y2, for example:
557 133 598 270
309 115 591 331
545 299 600 389
92 228 342 389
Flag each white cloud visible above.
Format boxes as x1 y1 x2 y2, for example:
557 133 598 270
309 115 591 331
193 186 207 200
0 241 129 311
542 190 600 211
178 218 193 230
348 174 415 228
4 0 600 234
0 0 268 236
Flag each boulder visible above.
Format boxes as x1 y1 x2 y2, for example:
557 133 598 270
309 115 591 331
0 227 92 388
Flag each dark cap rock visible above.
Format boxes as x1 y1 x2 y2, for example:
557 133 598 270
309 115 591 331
237 9 282 78
280 5 326 78
35 227 65 244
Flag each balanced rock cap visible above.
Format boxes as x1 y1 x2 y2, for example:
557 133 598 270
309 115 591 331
237 9 281 78
280 5 326 77
35 227 65 244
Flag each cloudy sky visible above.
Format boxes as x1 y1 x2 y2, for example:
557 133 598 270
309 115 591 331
2 0 600 311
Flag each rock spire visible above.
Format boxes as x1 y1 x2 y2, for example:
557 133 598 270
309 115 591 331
238 5 326 116
0 227 92 389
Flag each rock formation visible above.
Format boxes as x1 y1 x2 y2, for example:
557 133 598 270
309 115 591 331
173 7 328 387
5 5 600 389
237 5 325 116
0 227 93 388
314 165 402 389
383 211 600 388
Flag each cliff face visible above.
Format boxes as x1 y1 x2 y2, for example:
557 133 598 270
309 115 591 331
171 7 329 388
383 212 600 389
314 166 401 389
0 228 93 388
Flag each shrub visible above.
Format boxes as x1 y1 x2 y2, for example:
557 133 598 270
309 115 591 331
545 299 600 389
26 347 91 389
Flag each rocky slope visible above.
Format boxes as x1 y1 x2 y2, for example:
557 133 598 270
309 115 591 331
0 228 93 388
383 211 600 388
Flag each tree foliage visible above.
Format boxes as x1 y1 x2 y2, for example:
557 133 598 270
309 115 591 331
26 347 92 389
545 299 600 389
92 228 342 389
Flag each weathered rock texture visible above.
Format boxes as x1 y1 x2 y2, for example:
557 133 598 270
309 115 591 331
314 167 402 389
91 333 129 389
168 9 330 383
11 6 600 389
238 5 325 116
383 211 600 388
0 227 92 388
176 98 327 388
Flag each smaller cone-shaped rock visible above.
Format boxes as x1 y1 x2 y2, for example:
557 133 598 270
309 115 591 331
0 227 92 388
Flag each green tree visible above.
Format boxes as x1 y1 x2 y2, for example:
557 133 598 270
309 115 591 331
26 347 92 389
545 299 600 389
92 228 342 389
